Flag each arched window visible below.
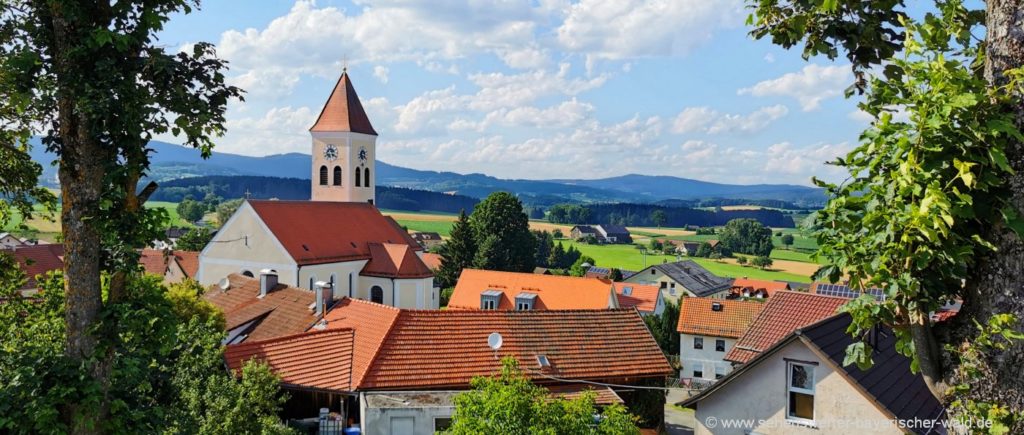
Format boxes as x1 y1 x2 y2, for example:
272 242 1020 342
241 269 254 278
333 166 342 186
319 165 328 185
364 167 370 187
370 285 384 304
355 167 362 187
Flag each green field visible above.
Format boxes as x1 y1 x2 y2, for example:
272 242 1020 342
395 219 454 236
556 240 812 282
769 248 820 263
146 201 194 228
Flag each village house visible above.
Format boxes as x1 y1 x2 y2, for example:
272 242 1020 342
728 277 791 299
4 244 64 296
622 260 733 302
809 282 887 300
584 266 636 280
203 272 329 344
409 231 443 250
676 298 764 384
223 298 673 434
682 313 946 435
196 70 437 309
0 232 26 249
448 269 619 310
612 282 665 316
569 224 633 244
139 249 199 284
678 241 701 256
724 291 849 365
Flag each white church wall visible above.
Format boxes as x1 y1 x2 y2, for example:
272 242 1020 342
198 203 296 285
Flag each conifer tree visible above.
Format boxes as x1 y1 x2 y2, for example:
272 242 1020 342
436 210 476 288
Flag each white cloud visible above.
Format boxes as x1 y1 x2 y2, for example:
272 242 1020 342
217 106 319 155
671 105 788 135
763 53 775 63
738 64 851 111
373 65 390 84
557 0 744 60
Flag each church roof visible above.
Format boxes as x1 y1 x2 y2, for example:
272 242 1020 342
247 200 423 267
362 243 434 278
309 71 378 135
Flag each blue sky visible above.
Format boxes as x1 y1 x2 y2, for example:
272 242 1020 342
155 0 875 185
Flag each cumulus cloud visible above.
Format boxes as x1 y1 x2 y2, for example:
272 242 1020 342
373 65 390 84
738 64 851 111
216 106 319 155
671 105 788 135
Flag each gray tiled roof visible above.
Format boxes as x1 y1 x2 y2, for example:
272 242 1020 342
650 260 731 297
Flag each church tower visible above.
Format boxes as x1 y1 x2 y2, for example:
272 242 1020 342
309 69 378 204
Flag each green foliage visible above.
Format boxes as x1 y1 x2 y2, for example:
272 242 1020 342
0 273 291 434
215 199 245 227
648 239 664 252
718 218 773 257
694 227 716 235
165 279 225 330
469 192 536 273
644 300 680 356
736 256 748 265
445 358 640 435
176 199 206 223
547 204 592 224
437 210 477 288
608 268 624 281
780 234 794 248
693 242 713 258
650 210 668 227
947 315 1024 434
750 256 773 269
440 287 455 307
569 255 596 277
534 230 554 267
552 229 564 239
176 227 214 252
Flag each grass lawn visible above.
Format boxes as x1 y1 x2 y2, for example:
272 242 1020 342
557 240 811 282
396 219 454 237
146 201 194 228
770 248 820 263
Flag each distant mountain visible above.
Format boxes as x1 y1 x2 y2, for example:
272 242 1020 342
27 138 826 206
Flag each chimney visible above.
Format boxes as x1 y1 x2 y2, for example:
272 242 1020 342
258 269 278 298
314 280 331 316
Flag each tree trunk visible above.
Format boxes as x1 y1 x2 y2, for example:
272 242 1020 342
948 0 1024 423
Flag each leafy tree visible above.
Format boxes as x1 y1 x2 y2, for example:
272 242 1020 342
0 2 243 429
533 230 554 268
693 242 713 258
748 0 1024 418
569 255 596 277
552 229 564 239
608 268 624 282
750 256 772 270
445 358 639 435
718 218 773 257
736 256 748 266
547 242 566 270
436 210 477 289
780 234 794 249
440 287 455 308
579 234 600 245
469 192 536 273
644 300 680 356
215 199 245 227
176 227 214 252
650 210 667 228
648 239 664 252
177 199 205 223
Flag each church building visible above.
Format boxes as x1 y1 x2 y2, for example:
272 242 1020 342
197 70 438 309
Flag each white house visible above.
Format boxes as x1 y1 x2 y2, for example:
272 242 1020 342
676 298 763 383
682 313 947 435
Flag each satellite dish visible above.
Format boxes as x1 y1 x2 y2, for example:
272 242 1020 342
487 332 503 351
581 262 592 268
218 278 230 291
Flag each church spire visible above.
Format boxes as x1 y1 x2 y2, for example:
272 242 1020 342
309 70 377 135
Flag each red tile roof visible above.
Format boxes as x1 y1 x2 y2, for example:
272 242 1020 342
247 201 427 275
361 243 433 278
420 252 443 270
358 308 672 390
5 244 64 289
676 297 764 338
322 298 402 391
139 249 168 276
172 250 200 278
203 274 320 342
613 282 661 313
724 291 849 364
448 269 615 310
547 384 624 405
225 328 355 391
730 278 790 297
309 71 377 135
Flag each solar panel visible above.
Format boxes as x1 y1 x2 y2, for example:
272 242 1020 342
814 283 886 301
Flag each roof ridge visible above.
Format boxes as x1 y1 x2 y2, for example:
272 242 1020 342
352 303 405 389
226 326 354 352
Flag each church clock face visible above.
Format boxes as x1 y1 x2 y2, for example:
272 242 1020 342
323 144 338 161
358 147 368 163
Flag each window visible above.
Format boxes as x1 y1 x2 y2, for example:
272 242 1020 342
670 282 676 288
517 301 531 310
715 365 726 379
693 337 703 350
333 166 342 186
319 165 328 185
651 269 656 275
364 167 370 187
355 167 362 187
716 339 726 352
660 282 667 289
434 418 453 431
787 362 815 423
482 299 497 310
693 367 704 378
370 285 384 304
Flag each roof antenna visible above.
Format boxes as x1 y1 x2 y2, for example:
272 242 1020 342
342 54 348 73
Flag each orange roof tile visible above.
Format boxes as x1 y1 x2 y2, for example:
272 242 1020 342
420 252 443 270
139 249 167 276
172 250 199 278
731 278 789 297
362 243 433 278
547 384 624 405
724 291 849 364
321 298 402 391
613 282 661 313
676 298 764 339
448 269 615 310
203 274 320 342
309 71 377 135
358 308 673 390
5 244 64 289
225 328 355 392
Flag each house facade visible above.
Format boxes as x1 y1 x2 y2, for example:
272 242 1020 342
612 282 665 316
676 298 763 383
623 260 732 302
447 269 619 310
0 232 25 249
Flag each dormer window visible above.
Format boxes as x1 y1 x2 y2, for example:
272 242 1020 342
481 290 502 310
515 292 537 310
